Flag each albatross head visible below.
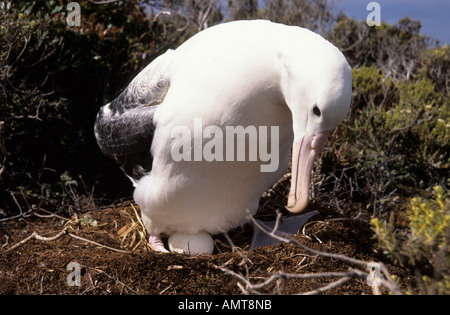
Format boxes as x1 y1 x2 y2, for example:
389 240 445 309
283 44 352 213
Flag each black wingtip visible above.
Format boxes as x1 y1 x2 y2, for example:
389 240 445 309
94 106 159 182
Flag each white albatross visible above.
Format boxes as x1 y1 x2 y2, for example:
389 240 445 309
94 20 352 254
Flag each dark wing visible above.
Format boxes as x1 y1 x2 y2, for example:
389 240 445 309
94 50 173 184
94 105 158 183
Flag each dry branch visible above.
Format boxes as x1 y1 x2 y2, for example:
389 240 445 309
5 227 69 252
299 276 352 295
5 221 129 254
220 211 403 295
68 233 129 254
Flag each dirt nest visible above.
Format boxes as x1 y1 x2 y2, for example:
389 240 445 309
0 199 416 295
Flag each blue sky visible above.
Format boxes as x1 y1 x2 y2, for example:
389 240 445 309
333 0 449 45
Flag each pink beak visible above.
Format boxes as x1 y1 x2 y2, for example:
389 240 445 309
286 131 330 213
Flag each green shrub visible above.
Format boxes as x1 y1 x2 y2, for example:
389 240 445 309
419 44 450 96
350 65 396 114
328 16 432 81
321 65 449 217
371 185 449 294
359 69 447 184
394 78 449 170
329 66 401 216
0 1 160 213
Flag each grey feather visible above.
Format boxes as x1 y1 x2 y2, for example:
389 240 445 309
94 106 158 182
94 50 173 183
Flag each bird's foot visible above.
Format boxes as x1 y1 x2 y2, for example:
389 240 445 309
149 234 169 252
249 211 319 250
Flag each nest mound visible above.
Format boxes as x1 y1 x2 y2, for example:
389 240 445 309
0 200 414 295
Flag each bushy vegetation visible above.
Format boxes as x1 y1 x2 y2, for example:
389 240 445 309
0 0 180 212
318 14 449 291
371 186 449 294
317 15 449 219
0 0 448 293
321 65 448 216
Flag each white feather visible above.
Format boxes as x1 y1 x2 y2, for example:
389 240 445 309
129 20 351 236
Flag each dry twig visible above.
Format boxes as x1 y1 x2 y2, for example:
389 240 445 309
5 228 69 252
4 215 130 254
220 211 403 295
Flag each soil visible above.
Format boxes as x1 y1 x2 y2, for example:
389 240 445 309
0 199 416 295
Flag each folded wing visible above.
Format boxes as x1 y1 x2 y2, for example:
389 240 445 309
94 50 173 185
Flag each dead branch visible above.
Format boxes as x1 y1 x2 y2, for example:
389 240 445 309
220 211 404 295
68 233 129 254
0 192 34 222
5 227 69 252
299 276 352 295
4 223 130 254
249 212 367 267
0 211 33 222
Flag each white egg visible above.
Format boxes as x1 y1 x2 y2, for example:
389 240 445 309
168 231 214 255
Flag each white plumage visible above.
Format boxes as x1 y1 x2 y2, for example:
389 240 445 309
95 20 352 254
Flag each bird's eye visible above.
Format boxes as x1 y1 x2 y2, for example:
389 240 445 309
313 105 321 117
